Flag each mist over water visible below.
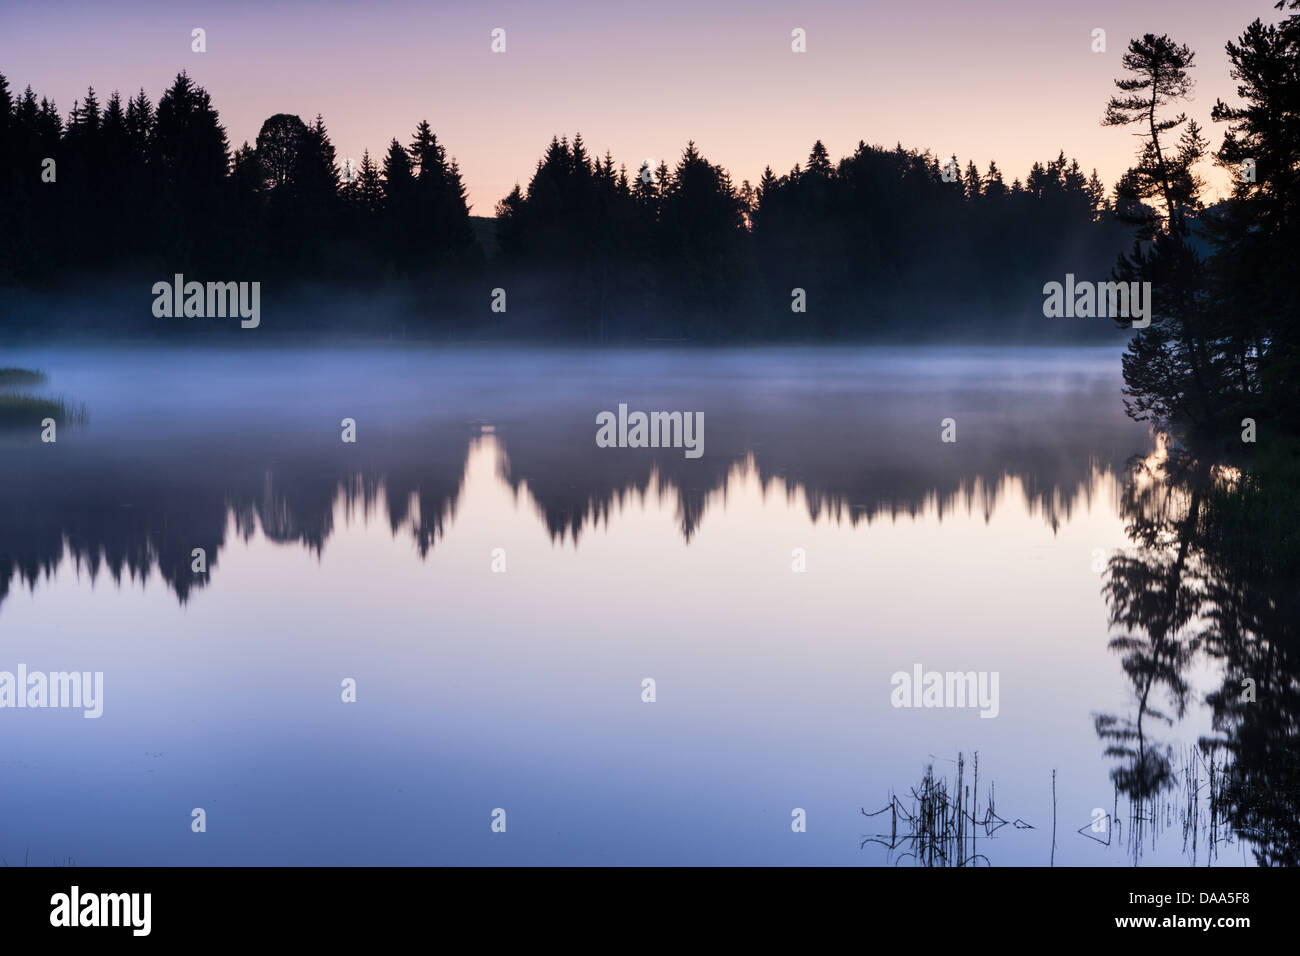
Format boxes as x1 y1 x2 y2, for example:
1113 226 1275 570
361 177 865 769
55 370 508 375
0 346 1258 864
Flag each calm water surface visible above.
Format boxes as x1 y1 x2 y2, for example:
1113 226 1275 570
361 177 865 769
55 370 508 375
0 346 1260 864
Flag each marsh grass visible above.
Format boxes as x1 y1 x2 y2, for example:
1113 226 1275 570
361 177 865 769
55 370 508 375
861 753 1034 866
0 393 88 427
0 367 48 387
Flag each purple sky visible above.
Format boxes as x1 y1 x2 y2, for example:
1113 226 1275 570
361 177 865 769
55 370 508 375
1 0 1267 211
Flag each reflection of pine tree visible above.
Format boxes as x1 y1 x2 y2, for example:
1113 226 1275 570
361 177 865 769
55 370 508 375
1096 448 1207 801
1195 453 1300 866
1098 439 1300 864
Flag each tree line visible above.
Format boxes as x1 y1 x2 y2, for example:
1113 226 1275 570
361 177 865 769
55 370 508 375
1101 0 1299 437
0 69 1130 340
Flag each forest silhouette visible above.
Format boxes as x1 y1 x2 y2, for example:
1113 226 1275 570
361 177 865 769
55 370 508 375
0 70 1129 341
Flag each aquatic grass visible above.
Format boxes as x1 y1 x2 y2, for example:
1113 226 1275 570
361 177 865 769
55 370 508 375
0 393 88 427
0 367 48 387
860 753 1034 866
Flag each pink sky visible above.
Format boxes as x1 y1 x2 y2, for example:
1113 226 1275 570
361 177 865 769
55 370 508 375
1 0 1266 211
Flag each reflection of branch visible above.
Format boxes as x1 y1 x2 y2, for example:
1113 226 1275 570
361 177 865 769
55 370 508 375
1090 439 1300 863
1097 448 1209 805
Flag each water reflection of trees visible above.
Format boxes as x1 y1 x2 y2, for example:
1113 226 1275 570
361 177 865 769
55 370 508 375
1 404 1144 609
1096 438 1300 865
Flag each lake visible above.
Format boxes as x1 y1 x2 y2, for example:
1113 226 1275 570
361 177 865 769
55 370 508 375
0 345 1266 865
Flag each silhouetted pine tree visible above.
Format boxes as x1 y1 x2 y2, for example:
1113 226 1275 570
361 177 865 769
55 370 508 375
1205 0 1300 425
1103 34 1219 429
357 150 383 214
150 72 229 267
659 141 748 334
983 160 1006 198
380 137 416 274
